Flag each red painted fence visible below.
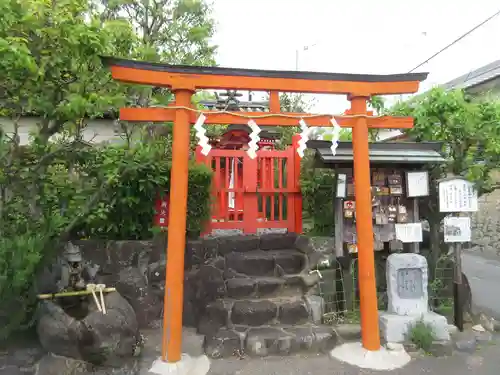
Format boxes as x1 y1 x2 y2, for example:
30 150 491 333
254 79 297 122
196 135 302 235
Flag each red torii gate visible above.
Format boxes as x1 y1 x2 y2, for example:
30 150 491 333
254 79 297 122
102 56 427 363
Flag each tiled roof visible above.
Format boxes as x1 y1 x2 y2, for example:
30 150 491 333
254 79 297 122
442 60 500 90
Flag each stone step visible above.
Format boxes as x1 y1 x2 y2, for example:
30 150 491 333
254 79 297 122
224 249 306 277
204 324 338 358
224 274 319 299
200 296 322 332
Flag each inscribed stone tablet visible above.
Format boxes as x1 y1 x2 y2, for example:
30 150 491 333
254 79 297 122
386 253 428 316
397 268 423 299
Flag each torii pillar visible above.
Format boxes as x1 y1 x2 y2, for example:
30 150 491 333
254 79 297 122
349 95 379 348
101 56 427 363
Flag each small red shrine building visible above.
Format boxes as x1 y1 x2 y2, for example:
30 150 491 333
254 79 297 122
200 90 280 150
196 90 300 232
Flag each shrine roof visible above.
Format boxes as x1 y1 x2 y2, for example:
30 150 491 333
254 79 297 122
308 140 445 166
101 57 428 83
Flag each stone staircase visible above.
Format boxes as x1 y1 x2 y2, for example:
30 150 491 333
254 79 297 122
194 233 340 358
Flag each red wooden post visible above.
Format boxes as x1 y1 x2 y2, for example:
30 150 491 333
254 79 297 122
292 134 303 234
162 89 193 362
243 154 258 234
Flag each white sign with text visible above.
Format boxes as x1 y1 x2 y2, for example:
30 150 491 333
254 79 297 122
439 178 478 213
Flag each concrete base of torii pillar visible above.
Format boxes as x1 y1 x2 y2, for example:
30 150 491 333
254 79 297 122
330 342 411 370
148 354 210 375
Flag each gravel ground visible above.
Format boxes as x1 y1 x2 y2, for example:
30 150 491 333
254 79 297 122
208 343 500 375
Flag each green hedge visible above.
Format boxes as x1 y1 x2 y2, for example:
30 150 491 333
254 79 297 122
73 143 213 240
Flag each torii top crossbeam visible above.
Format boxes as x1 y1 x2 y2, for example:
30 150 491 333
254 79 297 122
102 56 426 95
101 56 427 364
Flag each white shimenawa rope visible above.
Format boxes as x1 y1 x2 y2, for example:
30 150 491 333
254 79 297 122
297 119 310 158
158 105 386 159
193 113 211 156
151 105 385 119
247 120 261 159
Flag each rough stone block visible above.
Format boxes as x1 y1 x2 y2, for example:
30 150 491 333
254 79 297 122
216 235 260 255
281 275 306 294
225 278 256 298
271 250 306 274
278 299 310 325
37 292 139 366
211 256 226 270
231 300 277 326
185 240 205 267
204 329 242 359
259 233 298 250
197 315 224 336
225 251 275 276
379 311 450 343
286 326 315 353
195 265 226 301
203 300 232 331
335 324 362 341
254 277 285 297
311 326 338 352
305 295 324 324
294 235 313 254
150 234 167 263
201 237 219 257
245 327 293 356
115 267 162 328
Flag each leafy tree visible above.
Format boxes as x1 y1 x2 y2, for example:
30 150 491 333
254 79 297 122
0 0 218 339
1 0 137 141
369 95 385 114
320 129 352 142
98 0 216 65
274 93 314 148
279 92 314 113
391 87 500 268
96 0 217 113
367 95 386 141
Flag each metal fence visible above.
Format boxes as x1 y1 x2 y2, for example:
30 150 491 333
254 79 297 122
315 253 455 325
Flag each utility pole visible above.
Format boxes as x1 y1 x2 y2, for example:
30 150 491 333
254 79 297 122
295 43 318 71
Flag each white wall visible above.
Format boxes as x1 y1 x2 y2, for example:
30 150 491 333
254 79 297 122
0 116 125 145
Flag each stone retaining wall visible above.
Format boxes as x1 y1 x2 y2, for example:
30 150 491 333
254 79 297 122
470 189 500 256
69 234 337 330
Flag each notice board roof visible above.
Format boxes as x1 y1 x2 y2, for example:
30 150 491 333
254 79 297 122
307 140 445 167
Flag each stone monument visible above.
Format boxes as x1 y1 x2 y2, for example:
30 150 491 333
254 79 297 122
36 242 142 366
379 253 450 343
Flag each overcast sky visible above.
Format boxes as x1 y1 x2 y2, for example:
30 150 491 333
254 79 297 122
211 0 500 113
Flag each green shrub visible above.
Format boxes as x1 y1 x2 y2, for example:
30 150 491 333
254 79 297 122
301 165 336 236
0 231 57 341
72 142 213 240
407 319 436 352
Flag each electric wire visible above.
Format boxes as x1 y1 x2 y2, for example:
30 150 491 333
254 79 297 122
408 8 500 73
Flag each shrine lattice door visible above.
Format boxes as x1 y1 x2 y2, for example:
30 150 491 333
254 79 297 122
196 147 301 235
